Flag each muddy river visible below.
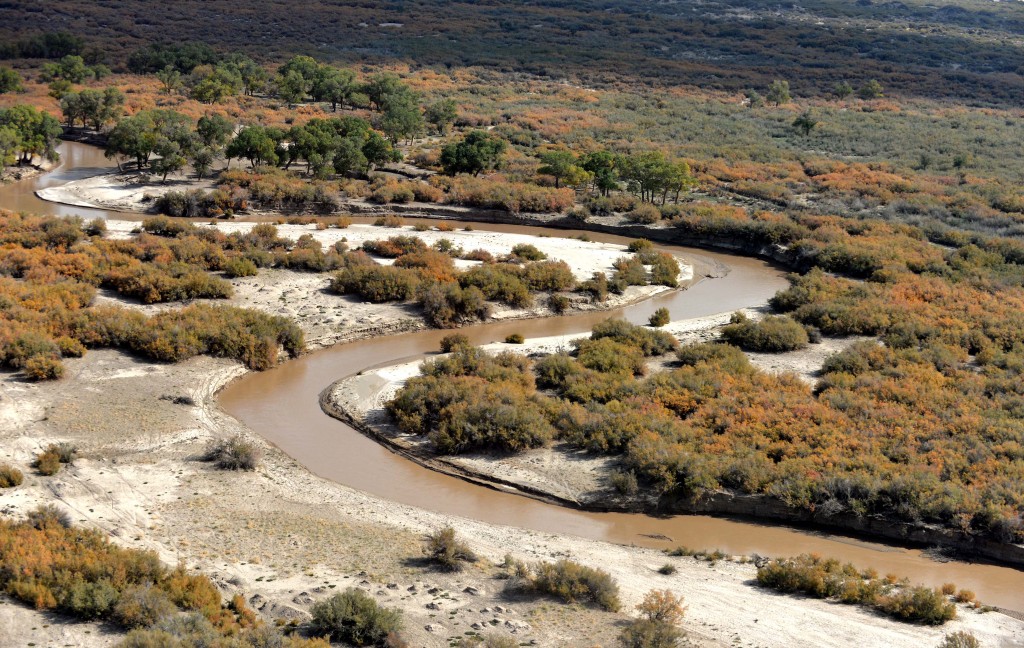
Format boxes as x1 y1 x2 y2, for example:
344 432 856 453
5 141 1023 609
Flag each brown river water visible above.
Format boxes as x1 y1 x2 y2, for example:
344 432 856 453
5 142 1023 610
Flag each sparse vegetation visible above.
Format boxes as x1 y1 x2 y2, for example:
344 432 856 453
503 558 620 611
0 464 24 488
204 436 262 471
423 526 477 572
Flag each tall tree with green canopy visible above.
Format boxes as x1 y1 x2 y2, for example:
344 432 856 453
424 99 458 135
0 67 23 94
225 125 279 168
537 149 591 189
379 94 424 144
581 150 619 196
196 114 234 150
312 67 357 111
766 79 791 106
440 131 507 176
0 105 62 165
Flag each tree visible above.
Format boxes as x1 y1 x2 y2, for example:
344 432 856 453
0 67 23 94
766 79 791 106
312 67 357 111
105 109 192 172
225 125 278 168
537 149 591 189
364 73 407 111
581 150 619 196
188 64 243 104
0 126 21 167
424 99 458 135
224 54 267 96
188 146 215 179
792 111 818 136
379 94 424 144
744 89 765 108
618 151 694 204
440 130 507 176
858 79 884 100
196 114 234 150
834 81 853 100
276 70 307 107
151 138 186 182
156 65 182 95
62 88 123 130
41 55 89 83
362 131 401 168
47 79 73 101
0 105 62 165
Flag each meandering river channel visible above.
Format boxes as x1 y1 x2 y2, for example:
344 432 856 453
5 141 1023 610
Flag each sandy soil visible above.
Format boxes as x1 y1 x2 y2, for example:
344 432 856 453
36 171 218 211
1 218 1021 646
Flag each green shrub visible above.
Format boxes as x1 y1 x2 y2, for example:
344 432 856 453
114 584 179 629
625 203 661 224
420 283 490 328
505 333 525 344
25 504 72 529
612 256 647 287
35 450 62 476
879 586 956 625
627 239 654 253
580 271 609 302
590 318 678 355
657 563 677 575
423 526 477 571
24 356 64 381
0 464 24 488
575 338 646 375
310 588 404 646
649 308 670 327
618 619 684 648
204 436 261 471
439 333 471 353
331 265 420 302
224 257 259 278
720 313 809 352
373 214 405 228
509 243 546 261
530 559 621 611
548 293 570 313
610 470 639 495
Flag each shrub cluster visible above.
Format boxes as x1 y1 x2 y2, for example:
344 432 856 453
503 558 620 611
720 312 810 352
204 436 262 471
423 526 477 571
756 554 956 625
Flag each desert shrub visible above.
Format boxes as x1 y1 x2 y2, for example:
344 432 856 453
310 588 404 647
625 203 662 224
590 318 678 355
46 442 77 464
649 308 670 327
363 236 428 258
224 257 259 278
610 470 639 495
458 635 518 648
113 584 179 628
440 333 471 353
580 271 609 302
103 262 233 304
509 243 546 261
878 586 956 625
757 555 955 624
0 464 24 488
648 253 681 287
142 215 196 237
628 239 654 253
612 256 647 287
548 293 570 313
84 218 107 237
331 265 420 302
954 589 976 603
35 450 62 476
420 283 490 328
505 333 525 344
618 619 684 648
575 338 646 375
56 336 86 357
459 265 532 308
720 313 809 352
522 260 575 292
446 177 574 213
25 504 73 530
369 180 416 204
938 632 980 648
423 526 477 571
529 559 621 611
24 356 64 381
462 248 495 263
204 436 261 470
373 214 405 228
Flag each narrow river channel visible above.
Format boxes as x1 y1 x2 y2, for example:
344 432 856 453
5 141 1023 610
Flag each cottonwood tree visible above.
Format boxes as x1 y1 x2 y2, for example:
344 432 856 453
0 67 23 94
793 111 818 136
0 105 62 165
858 79 884 100
440 131 507 176
225 125 280 168
425 99 458 135
581 150 619 196
537 149 591 189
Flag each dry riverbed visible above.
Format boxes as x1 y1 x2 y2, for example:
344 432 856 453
1 220 1021 647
